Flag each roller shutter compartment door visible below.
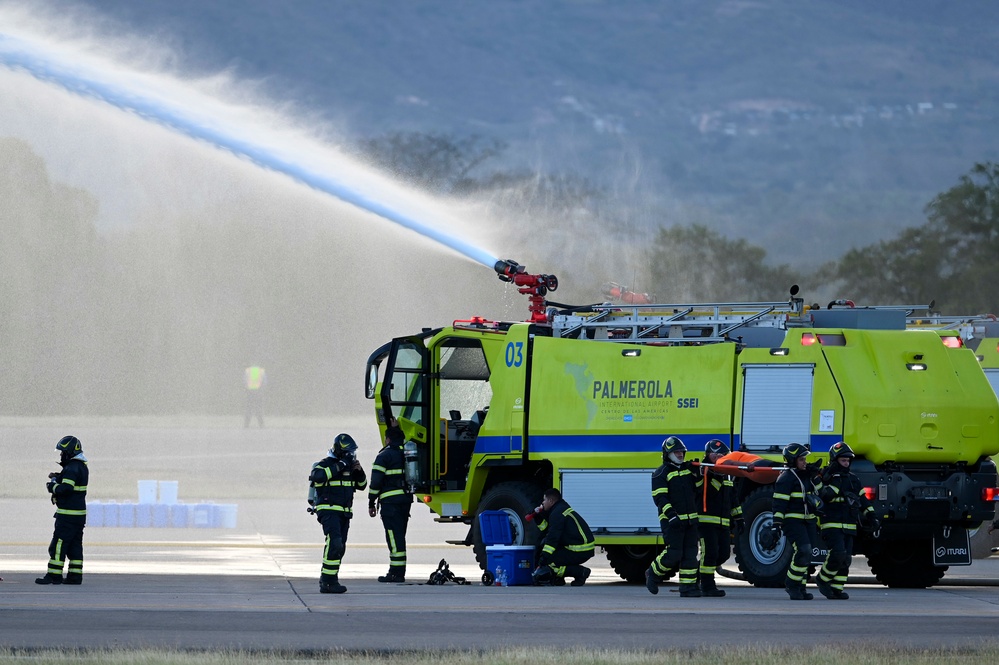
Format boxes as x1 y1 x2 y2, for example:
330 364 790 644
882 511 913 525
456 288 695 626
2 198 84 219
740 364 814 452
985 369 999 400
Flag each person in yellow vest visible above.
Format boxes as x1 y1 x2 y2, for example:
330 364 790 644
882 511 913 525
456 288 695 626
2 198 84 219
244 365 266 428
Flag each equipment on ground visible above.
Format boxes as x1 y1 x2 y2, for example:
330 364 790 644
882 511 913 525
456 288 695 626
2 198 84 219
427 559 470 585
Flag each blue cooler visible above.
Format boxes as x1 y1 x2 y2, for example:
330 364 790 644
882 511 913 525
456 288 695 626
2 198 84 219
135 503 152 528
88 500 104 527
486 545 535 585
118 501 135 528
479 510 535 586
103 501 119 528
170 503 190 528
152 504 170 528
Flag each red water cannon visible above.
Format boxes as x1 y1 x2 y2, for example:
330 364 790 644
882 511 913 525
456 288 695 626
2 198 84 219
493 259 559 324
602 282 655 305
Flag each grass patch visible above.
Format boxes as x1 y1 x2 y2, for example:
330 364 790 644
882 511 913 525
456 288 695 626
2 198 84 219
2 645 999 665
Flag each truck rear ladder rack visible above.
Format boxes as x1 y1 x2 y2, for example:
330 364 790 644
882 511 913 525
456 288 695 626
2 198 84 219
551 299 805 344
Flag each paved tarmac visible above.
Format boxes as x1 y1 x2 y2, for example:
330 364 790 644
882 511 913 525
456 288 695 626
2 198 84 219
2 567 999 650
3 423 999 651
3 497 999 651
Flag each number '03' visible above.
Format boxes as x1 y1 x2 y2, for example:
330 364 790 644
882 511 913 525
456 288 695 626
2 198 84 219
505 342 524 367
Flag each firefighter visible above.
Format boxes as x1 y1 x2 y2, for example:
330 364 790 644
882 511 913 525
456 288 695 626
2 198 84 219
529 488 595 586
815 441 879 600
243 365 266 428
697 439 743 597
646 436 702 597
309 433 367 594
368 425 412 583
37 435 89 585
768 442 824 600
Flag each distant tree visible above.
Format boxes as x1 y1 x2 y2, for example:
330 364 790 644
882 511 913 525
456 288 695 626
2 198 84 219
923 161 999 313
356 131 505 194
646 224 801 302
837 162 999 314
835 226 947 307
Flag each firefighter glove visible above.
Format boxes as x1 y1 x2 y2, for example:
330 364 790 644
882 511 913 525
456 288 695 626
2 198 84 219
732 517 745 534
762 523 782 549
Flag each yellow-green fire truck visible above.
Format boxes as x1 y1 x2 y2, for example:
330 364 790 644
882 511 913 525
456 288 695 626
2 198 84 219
907 314 999 558
365 261 999 588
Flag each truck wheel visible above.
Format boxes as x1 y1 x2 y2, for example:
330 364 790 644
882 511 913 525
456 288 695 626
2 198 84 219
605 545 663 583
867 540 947 588
733 485 790 588
969 523 999 560
472 481 543 569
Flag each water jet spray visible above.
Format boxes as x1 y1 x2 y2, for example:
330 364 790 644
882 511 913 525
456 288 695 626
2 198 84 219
0 28 499 269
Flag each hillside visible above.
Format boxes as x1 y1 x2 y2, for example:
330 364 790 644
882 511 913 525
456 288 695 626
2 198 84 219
52 0 999 264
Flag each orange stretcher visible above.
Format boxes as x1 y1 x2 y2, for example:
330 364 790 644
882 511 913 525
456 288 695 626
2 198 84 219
692 451 786 512
692 451 784 484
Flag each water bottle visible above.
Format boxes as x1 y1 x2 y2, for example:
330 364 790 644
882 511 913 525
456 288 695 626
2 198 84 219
495 566 502 586
501 569 508 587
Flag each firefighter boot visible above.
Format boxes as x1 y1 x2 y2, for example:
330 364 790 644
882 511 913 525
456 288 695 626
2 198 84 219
699 574 726 597
645 567 659 595
34 574 63 585
320 576 347 594
833 589 850 600
64 573 83 586
785 581 813 601
815 575 837 600
377 571 406 583
566 565 590 587
678 583 702 598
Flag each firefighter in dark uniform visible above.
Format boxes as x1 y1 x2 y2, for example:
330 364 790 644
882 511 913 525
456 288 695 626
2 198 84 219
815 441 879 600
368 425 412 583
37 435 89 585
646 436 702 597
309 433 367 594
697 439 743 597
768 442 824 600
529 487 595 586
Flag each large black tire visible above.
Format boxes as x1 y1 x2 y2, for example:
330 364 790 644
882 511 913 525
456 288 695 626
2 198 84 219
733 485 790 588
867 540 948 588
969 523 999 560
605 545 663 583
472 481 544 569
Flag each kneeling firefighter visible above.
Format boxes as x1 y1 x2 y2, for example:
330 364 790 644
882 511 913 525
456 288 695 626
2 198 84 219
528 487 595 586
815 441 879 600
646 436 702 597
309 434 367 594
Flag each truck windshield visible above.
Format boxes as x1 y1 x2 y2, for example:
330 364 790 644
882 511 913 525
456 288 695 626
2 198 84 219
438 341 492 421
385 341 427 426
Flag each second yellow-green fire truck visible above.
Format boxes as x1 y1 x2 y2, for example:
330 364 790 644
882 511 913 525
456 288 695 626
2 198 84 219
365 260 999 588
